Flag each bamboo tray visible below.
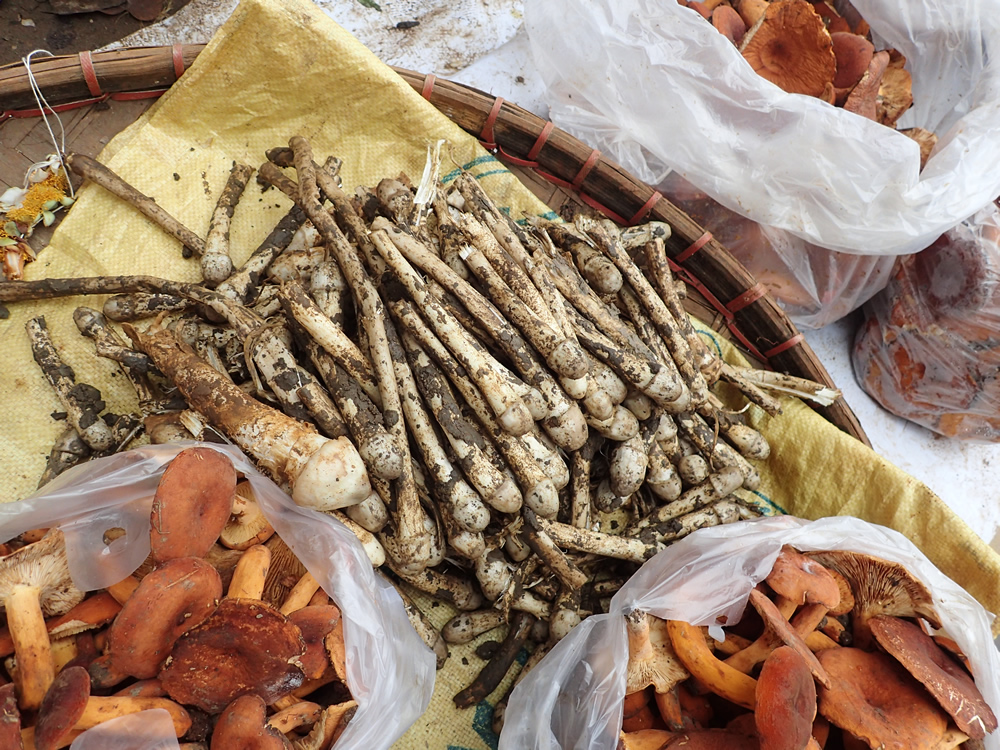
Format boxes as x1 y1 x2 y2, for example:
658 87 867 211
0 43 869 445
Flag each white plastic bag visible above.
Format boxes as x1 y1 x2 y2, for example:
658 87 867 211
523 0 1000 324
498 515 1000 750
0 442 436 750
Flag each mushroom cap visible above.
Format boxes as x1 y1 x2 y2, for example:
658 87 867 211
0 683 23 750
621 728 761 749
806 549 942 645
0 529 85 617
843 50 889 121
286 604 342 680
291 700 358 750
766 546 841 608
35 665 91 750
748 588 830 689
159 598 306 714
109 556 223 680
755 646 817 750
876 50 914 127
211 694 291 750
626 612 690 695
831 31 875 89
869 615 998 739
739 0 836 98
816 647 952 750
149 446 237 564
220 481 276 551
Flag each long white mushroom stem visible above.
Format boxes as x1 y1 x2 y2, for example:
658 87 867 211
390 297 557 518
369 225 533 437
125 323 371 512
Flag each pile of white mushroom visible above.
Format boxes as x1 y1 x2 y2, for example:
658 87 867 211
0 136 839 704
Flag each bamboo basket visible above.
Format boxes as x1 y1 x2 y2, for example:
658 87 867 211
0 43 869 444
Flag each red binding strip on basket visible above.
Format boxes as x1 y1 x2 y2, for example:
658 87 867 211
726 283 767 314
526 121 554 161
111 89 171 101
675 231 712 263
479 97 504 150
572 149 601 189
628 191 662 225
420 74 437 100
763 334 804 358
172 44 186 79
79 51 103 97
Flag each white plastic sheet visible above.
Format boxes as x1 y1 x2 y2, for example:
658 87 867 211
0 442 436 750
524 0 1000 324
499 515 1000 750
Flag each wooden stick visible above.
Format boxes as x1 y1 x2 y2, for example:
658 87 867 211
453 611 534 709
64 153 205 258
26 316 114 452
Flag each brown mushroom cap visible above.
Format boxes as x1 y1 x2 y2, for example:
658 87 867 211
286 604 342 680
739 0 836 97
109 556 223 680
869 615 998 739
621 728 762 749
755 646 817 750
806 549 942 648
626 611 690 695
149 446 238 564
843 50 889 121
220 481 276 551
159 598 306 714
0 683 23 750
766 546 841 609
816 647 952 750
713 5 747 45
35 665 91 750
211 694 291 750
831 31 875 89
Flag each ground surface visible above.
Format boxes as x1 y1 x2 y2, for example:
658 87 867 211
1 0 183 67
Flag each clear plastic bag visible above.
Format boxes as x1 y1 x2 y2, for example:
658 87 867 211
853 202 1000 440
498 515 1000 750
0 442 436 749
523 0 1000 325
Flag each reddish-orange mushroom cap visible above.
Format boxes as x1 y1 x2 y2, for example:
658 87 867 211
159 598 306 714
149 447 238 564
108 556 223 680
766 546 841 609
816 647 952 750
211 694 291 750
755 646 817 750
869 615 998 740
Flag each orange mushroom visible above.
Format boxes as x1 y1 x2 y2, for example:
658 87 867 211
149 446 237 564
843 50 889 120
107 556 223 679
286 605 343 680
0 529 85 711
869 615 997 740
806 550 941 649
755 646 817 750
876 51 914 128
713 5 748 45
211 694 291 750
158 598 306 714
739 0 836 98
816 647 958 750
0 683 23 750
220 481 275 551
831 31 874 95
34 665 90 750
